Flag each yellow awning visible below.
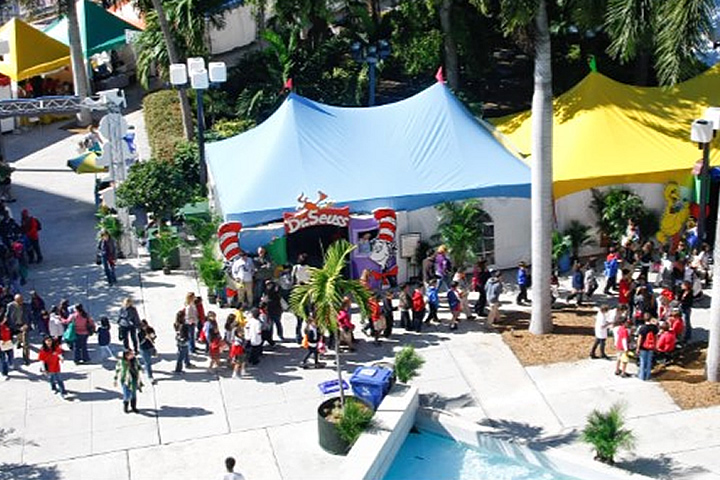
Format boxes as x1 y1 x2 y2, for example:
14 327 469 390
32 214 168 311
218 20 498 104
0 18 71 82
493 66 720 198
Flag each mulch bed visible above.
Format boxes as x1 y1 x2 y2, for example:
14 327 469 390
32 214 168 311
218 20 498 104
494 306 720 409
654 342 720 409
496 306 617 366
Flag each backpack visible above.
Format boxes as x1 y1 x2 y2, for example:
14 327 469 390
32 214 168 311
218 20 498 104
642 329 656 350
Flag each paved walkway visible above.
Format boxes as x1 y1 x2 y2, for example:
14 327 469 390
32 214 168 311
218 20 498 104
0 118 719 480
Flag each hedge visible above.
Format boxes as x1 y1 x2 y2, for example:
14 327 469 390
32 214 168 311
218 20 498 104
143 90 186 162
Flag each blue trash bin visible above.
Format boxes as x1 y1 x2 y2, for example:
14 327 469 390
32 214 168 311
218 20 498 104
349 366 393 410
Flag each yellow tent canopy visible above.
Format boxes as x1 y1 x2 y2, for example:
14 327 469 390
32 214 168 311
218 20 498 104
494 66 720 198
0 18 71 82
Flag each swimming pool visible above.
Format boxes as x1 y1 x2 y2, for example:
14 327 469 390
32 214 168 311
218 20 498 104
382 429 581 480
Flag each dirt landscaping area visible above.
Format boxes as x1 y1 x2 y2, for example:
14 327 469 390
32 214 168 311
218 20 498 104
494 306 720 409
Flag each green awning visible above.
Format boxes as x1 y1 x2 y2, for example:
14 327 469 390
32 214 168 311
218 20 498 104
44 0 139 57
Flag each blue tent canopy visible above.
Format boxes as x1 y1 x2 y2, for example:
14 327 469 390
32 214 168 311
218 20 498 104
207 83 530 227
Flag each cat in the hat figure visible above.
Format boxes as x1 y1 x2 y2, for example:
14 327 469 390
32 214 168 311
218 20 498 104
369 208 398 284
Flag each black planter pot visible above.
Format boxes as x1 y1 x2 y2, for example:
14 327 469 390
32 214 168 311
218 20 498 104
317 396 372 455
162 266 171 275
207 293 218 304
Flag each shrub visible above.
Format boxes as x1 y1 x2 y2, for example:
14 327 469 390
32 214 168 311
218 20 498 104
590 187 659 243
117 158 199 219
334 398 374 446
96 210 122 241
394 346 425 383
149 226 181 269
195 242 227 293
205 118 256 142
582 403 635 464
143 90 185 162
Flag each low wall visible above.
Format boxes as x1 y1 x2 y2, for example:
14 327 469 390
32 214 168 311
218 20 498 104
416 409 655 480
343 385 419 480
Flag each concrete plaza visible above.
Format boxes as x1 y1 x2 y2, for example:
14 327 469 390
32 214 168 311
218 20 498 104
0 114 719 480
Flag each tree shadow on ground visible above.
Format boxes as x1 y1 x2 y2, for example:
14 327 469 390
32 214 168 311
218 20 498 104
420 392 477 411
477 418 578 451
618 455 710 480
0 463 61 480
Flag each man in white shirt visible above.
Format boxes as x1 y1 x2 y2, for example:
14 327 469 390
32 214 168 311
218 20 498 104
244 308 263 365
222 457 245 480
231 251 256 308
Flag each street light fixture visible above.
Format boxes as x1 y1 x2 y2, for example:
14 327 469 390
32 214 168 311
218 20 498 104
169 58 227 186
690 110 720 382
351 40 391 106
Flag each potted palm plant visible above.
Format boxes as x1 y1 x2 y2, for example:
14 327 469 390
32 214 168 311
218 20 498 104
290 239 373 455
150 227 181 274
552 231 573 273
582 403 635 465
195 243 227 304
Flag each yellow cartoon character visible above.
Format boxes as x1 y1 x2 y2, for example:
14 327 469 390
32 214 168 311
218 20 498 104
657 182 689 244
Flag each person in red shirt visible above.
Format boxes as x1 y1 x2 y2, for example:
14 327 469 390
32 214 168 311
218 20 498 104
21 209 43 264
670 311 684 341
38 336 67 396
1 317 14 378
411 285 426 333
656 322 677 365
617 269 633 306
368 294 385 345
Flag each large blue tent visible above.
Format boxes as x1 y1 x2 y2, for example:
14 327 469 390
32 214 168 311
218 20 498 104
207 82 530 226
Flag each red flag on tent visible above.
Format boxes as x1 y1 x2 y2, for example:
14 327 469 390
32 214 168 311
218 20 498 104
284 78 294 91
435 66 444 83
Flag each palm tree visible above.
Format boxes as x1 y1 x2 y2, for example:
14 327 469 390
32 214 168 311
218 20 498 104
61 0 92 126
438 0 459 89
290 239 371 407
476 0 716 334
145 0 193 140
435 199 488 271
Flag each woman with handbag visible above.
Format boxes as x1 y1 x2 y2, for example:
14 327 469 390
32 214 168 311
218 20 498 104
69 304 94 364
138 319 157 384
114 349 143 413
174 310 192 373
118 297 140 352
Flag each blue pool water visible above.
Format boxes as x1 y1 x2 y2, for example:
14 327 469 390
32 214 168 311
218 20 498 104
383 430 581 480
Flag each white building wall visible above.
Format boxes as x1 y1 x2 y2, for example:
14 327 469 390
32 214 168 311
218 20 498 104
209 5 257 55
395 197 532 282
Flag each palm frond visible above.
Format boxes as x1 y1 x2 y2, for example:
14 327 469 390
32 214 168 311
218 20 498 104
289 240 369 334
654 0 715 85
604 0 652 63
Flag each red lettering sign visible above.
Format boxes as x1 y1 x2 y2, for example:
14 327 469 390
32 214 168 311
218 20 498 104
284 207 350 234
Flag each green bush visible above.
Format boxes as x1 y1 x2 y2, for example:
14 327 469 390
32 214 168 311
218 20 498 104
394 346 425 383
150 226 181 269
334 398 374 446
96 211 123 241
590 188 659 243
581 403 635 464
143 90 185 162
117 158 200 219
195 243 227 293
205 118 256 142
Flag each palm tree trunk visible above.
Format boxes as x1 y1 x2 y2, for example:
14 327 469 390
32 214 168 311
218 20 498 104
529 0 554 335
65 0 91 126
335 332 345 407
707 194 720 381
439 0 459 89
149 0 194 141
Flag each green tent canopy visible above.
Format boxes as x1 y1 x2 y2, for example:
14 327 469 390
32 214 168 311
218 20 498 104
44 0 139 57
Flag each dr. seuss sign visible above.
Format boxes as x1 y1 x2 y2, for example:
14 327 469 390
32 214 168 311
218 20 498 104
283 191 349 234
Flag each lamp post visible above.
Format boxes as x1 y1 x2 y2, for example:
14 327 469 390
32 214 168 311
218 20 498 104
691 111 720 382
351 40 391 106
169 58 227 186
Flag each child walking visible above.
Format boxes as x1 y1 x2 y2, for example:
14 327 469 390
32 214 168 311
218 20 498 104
613 318 631 377
425 280 440 324
38 337 67 397
411 285 426 332
369 294 386 345
398 283 412 329
516 262 529 305
97 316 113 360
229 324 246 378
